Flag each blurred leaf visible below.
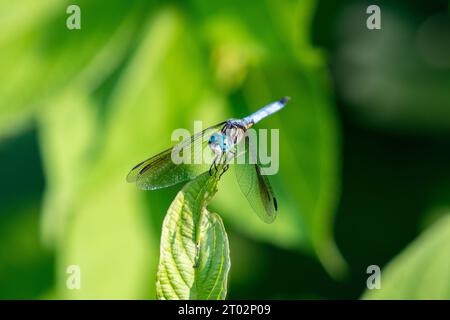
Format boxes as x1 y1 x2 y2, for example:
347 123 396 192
273 66 343 277
37 90 97 246
363 214 450 299
96 2 343 281
31 4 196 300
93 8 225 299
103 7 213 163
214 66 344 277
0 0 139 138
40 89 151 298
0 1 56 42
56 6 216 299
0 0 60 133
1 0 345 298
334 6 450 134
157 172 230 300
53 8 182 298
58 177 154 299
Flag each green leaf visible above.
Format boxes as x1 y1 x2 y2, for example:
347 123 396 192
156 172 230 300
0 0 138 138
58 8 192 299
59 177 155 299
363 214 450 299
37 90 97 246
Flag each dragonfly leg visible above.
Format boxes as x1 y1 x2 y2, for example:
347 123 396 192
209 155 218 176
208 163 213 176
219 164 230 179
218 150 234 179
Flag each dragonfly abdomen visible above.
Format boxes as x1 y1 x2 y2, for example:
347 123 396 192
242 96 290 126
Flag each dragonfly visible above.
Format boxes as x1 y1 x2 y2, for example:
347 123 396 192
127 97 289 223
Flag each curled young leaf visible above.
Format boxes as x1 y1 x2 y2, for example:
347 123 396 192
156 172 230 300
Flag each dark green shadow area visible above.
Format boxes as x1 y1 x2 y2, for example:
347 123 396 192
0 129 54 299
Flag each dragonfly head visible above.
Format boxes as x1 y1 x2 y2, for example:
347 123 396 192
208 133 229 154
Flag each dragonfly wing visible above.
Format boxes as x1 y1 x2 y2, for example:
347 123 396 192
234 139 277 223
127 122 225 190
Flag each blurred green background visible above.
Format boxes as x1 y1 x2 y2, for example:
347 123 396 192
1 0 450 299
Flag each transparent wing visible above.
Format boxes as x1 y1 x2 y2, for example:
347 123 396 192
234 137 277 223
127 122 225 190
